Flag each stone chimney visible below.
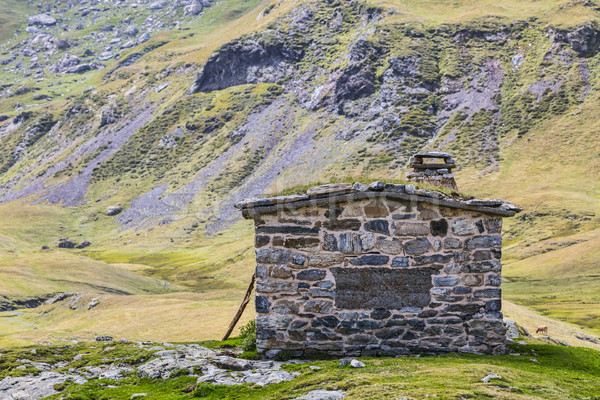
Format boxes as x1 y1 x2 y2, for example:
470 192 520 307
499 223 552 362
406 152 458 190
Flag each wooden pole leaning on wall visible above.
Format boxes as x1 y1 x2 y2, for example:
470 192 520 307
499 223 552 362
222 273 255 341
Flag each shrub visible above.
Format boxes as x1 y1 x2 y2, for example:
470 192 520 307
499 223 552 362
239 320 256 352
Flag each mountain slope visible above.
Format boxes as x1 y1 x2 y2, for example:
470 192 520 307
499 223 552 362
0 0 598 342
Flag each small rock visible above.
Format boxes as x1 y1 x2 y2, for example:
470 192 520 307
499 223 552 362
481 373 502 383
350 359 365 368
530 358 538 363
130 394 148 399
87 297 100 310
155 83 170 93
367 181 384 191
338 358 351 367
295 390 346 400
504 319 520 341
352 182 368 192
309 366 321 370
307 183 353 196
95 335 113 342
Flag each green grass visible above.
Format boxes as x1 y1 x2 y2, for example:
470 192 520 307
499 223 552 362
0 339 597 399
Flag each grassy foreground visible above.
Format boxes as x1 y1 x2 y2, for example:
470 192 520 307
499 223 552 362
0 337 598 400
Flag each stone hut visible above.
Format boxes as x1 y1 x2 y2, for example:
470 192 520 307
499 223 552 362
236 167 521 358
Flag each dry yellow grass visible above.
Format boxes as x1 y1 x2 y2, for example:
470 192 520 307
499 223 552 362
372 0 598 26
0 252 171 299
503 300 600 351
0 290 256 347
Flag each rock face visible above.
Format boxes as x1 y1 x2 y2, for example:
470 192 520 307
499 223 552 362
189 33 304 93
550 23 600 56
239 181 516 357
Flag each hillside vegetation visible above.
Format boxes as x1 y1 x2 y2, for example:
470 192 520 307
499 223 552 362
0 0 598 347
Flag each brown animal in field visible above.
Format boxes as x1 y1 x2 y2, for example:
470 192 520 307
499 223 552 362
536 325 548 335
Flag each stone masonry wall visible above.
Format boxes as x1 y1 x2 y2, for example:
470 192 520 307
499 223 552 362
251 193 507 358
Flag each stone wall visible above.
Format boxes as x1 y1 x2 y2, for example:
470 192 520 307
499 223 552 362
243 186 514 358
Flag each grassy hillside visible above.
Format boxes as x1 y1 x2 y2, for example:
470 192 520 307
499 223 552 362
373 0 599 26
0 0 599 347
0 0 32 43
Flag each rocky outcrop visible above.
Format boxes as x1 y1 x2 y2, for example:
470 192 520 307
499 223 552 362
189 33 305 93
0 295 49 311
549 23 600 56
0 372 86 400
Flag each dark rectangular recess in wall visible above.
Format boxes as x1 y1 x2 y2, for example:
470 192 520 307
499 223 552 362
332 267 435 309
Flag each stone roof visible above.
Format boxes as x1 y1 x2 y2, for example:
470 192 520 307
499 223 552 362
235 182 522 219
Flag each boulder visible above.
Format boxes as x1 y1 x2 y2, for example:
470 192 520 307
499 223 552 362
28 14 57 26
148 1 168 10
124 26 139 37
65 64 91 73
481 373 502 383
137 32 150 45
33 93 52 101
56 39 70 50
121 40 136 49
106 206 122 216
294 390 346 400
57 239 76 249
504 319 519 341
184 0 203 15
